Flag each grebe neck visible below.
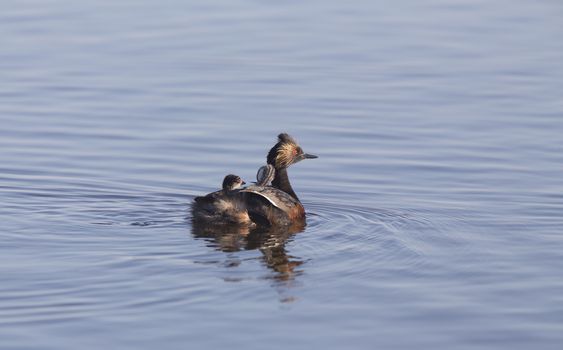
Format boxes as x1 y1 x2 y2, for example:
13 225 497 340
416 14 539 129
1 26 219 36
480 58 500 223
272 167 299 201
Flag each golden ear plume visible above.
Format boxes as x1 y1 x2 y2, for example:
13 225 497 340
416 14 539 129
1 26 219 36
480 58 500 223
275 141 297 168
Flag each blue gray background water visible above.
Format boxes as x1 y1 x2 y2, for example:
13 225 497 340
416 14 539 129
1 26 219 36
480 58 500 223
1 0 563 349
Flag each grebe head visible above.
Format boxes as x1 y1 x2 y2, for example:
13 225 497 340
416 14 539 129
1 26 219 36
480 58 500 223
222 174 246 191
256 164 275 186
266 133 318 169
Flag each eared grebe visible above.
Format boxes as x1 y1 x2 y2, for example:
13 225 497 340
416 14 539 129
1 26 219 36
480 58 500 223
191 133 317 227
191 174 252 225
241 133 317 226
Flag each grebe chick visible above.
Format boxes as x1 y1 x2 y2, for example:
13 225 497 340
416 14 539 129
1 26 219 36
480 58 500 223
222 174 246 191
192 174 251 225
255 164 275 186
241 133 317 226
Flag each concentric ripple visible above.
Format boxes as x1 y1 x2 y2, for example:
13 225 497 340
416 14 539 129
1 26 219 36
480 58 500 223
297 200 465 279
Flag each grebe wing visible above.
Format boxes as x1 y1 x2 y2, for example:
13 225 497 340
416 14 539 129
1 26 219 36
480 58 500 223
240 185 299 213
194 190 220 203
192 190 226 212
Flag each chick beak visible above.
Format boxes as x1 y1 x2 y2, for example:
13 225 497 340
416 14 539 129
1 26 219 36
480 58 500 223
303 153 318 159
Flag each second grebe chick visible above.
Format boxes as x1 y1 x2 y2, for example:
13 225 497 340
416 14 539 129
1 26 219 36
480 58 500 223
192 174 251 225
255 164 275 186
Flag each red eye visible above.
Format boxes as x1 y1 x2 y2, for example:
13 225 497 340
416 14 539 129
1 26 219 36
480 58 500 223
292 149 297 156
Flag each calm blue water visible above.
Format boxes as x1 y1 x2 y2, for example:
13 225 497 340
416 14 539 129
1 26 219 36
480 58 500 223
1 0 563 349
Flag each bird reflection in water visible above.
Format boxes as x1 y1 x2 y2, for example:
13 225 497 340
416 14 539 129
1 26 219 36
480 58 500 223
191 220 306 301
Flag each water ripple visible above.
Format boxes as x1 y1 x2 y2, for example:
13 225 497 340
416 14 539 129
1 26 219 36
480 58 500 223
301 201 465 279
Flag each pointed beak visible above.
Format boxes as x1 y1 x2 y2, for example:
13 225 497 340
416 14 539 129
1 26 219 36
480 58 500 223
241 180 246 185
294 152 318 164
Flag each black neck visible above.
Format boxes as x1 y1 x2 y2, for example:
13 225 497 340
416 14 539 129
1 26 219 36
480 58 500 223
272 167 299 201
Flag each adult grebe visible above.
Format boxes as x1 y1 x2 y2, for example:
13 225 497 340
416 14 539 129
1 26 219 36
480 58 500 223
191 133 317 227
191 174 252 225
241 133 317 226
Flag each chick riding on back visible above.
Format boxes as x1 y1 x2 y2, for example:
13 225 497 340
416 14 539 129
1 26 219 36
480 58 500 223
192 174 251 225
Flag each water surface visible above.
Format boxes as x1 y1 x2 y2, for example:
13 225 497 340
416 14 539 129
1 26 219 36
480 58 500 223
1 0 563 349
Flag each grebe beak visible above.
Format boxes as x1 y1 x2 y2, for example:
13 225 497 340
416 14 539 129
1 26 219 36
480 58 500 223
241 180 246 185
294 152 318 163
